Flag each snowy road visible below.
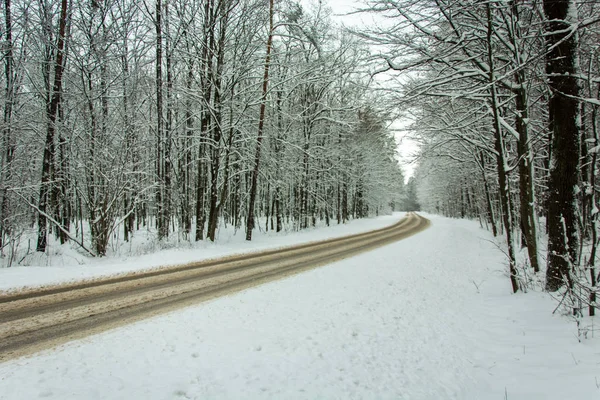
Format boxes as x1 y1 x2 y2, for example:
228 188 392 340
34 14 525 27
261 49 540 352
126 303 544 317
0 214 598 399
0 213 428 362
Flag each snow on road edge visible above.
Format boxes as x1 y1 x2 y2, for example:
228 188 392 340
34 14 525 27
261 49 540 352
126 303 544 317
0 213 405 292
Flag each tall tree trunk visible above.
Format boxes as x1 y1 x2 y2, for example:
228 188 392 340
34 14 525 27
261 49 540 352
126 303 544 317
182 53 194 237
155 0 167 240
195 154 207 241
544 0 581 291
195 0 215 241
56 112 70 245
207 1 230 241
487 3 519 293
587 97 598 316
274 87 284 232
162 0 172 240
509 0 540 273
219 80 238 228
246 0 274 241
478 152 498 237
123 31 134 242
37 0 68 252
1 0 16 250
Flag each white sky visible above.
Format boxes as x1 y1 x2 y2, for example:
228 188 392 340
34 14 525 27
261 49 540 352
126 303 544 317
323 0 419 182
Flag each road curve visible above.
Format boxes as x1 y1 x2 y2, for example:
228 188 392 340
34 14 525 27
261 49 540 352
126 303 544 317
0 213 430 362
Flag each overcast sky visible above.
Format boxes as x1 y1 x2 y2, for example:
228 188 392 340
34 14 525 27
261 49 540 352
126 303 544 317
300 0 419 182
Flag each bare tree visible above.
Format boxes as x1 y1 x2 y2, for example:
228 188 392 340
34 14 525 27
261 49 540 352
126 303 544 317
246 0 274 241
544 0 581 292
36 0 69 253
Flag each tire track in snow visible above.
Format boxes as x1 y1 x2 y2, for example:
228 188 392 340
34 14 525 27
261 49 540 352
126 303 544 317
0 213 429 362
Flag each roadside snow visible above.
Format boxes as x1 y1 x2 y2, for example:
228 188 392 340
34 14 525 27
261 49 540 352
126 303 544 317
1 214 598 399
0 213 403 292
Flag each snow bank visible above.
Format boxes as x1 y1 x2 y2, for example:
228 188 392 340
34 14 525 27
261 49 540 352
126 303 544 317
0 214 598 399
0 213 404 292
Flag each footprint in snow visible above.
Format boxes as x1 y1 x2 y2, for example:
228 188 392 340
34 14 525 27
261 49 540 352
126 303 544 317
174 389 190 398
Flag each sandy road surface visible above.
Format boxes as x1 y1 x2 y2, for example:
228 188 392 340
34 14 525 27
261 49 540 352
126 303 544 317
0 213 429 362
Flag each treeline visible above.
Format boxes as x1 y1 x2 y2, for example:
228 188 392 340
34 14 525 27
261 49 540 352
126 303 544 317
363 0 600 313
0 0 405 264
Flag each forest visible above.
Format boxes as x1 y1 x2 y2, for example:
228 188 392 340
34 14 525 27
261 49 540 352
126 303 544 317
1 0 598 316
0 0 405 265
366 0 598 315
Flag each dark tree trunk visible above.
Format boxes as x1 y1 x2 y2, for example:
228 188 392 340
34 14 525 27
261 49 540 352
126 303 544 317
342 181 348 223
336 182 341 224
182 55 194 237
1 0 16 250
195 0 214 241
56 114 70 245
487 3 519 293
123 51 131 242
219 105 236 231
162 0 172 240
508 1 540 273
37 0 68 252
195 155 207 241
155 0 168 240
246 0 274 241
515 80 539 272
274 87 284 233
479 153 498 237
587 102 598 316
543 0 581 292
207 1 230 241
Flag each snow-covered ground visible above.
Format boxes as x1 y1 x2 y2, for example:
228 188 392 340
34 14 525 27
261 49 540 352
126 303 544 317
0 213 404 292
1 214 599 399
